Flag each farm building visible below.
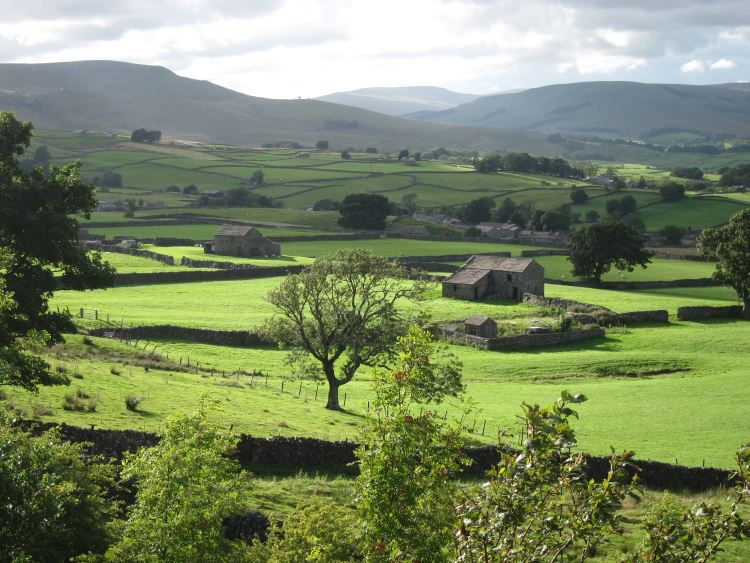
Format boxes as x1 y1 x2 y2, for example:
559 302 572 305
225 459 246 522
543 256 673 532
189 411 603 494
464 315 497 337
205 225 281 257
442 256 544 301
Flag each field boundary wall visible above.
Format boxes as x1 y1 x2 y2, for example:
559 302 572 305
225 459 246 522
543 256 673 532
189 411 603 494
88 324 273 346
677 305 744 320
13 420 732 492
436 326 606 350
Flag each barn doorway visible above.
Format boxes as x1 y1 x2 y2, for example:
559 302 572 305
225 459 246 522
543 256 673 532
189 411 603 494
512 287 518 300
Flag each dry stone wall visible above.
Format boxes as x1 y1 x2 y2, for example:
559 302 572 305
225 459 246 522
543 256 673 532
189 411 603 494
437 326 606 350
89 324 273 346
14 419 732 492
102 245 175 265
677 305 743 320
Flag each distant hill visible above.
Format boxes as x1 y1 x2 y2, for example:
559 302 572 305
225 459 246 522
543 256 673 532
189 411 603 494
0 61 556 154
316 86 479 116
412 81 750 141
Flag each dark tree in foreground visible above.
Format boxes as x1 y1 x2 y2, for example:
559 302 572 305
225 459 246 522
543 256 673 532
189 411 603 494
0 112 114 390
569 221 652 283
0 403 119 561
698 208 750 317
338 193 390 230
265 249 425 410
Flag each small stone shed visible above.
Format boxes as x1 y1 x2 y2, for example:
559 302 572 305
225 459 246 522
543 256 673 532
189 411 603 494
464 315 497 338
442 256 544 301
205 225 281 257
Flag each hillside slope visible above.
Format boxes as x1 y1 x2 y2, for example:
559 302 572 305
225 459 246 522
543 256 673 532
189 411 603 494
0 60 554 153
316 86 479 116
414 81 750 140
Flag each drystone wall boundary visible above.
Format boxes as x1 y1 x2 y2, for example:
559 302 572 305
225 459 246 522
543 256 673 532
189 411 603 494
14 420 732 492
677 305 744 320
101 245 175 265
437 326 606 350
88 324 273 347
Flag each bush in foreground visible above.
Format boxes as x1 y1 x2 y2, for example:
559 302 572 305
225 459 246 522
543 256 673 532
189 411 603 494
0 401 119 562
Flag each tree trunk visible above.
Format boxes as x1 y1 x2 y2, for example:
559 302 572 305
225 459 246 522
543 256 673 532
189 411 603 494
323 362 341 410
326 381 341 410
744 299 750 320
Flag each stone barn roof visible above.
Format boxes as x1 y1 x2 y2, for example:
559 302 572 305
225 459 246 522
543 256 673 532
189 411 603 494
465 315 496 327
215 225 263 238
444 269 490 285
462 255 537 272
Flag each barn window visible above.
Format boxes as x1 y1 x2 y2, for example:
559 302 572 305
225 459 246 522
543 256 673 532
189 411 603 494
506 274 512 282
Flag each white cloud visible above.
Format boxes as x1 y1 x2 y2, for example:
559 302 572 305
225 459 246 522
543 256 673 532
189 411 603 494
710 58 737 69
681 59 705 72
576 53 646 74
0 0 747 97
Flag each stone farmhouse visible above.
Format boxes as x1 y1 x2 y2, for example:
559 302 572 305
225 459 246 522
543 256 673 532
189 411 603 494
442 256 544 301
204 225 281 257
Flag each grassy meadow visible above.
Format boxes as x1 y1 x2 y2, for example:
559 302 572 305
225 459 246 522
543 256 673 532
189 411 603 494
27 130 748 236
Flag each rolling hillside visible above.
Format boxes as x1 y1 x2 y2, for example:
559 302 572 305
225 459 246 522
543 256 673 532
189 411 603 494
0 60 556 153
316 86 479 116
413 81 750 141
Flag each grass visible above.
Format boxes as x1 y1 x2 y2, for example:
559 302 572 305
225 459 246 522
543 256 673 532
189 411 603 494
142 246 314 267
99 252 210 273
282 238 548 258
87 225 329 240
38 269 750 469
51 276 740 331
535 255 717 282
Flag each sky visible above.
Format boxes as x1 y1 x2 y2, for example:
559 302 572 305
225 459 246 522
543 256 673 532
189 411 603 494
0 0 748 99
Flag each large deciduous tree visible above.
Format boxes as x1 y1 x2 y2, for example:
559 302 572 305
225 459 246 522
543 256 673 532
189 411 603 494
569 221 652 283
698 208 750 317
265 249 425 410
0 112 114 390
338 193 390 230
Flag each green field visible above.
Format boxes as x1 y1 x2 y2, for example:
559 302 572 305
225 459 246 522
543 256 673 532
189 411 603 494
7 312 749 469
535 255 717 281
26 130 748 235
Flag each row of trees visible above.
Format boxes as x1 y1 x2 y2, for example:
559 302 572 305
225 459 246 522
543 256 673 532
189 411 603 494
474 152 585 178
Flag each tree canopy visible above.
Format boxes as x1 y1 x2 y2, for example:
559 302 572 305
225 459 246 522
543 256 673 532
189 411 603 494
569 221 652 282
474 152 584 179
698 208 750 316
265 249 425 409
0 112 114 390
338 193 390 230
130 128 162 143
461 196 495 224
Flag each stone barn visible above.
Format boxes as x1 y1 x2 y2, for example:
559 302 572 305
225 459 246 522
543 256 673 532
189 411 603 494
464 315 497 337
442 256 544 301
205 225 281 257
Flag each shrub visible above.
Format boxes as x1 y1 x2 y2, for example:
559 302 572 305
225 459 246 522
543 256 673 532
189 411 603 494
0 403 118 561
107 399 249 561
125 395 144 411
32 403 53 417
247 502 362 561
63 394 86 411
455 392 639 561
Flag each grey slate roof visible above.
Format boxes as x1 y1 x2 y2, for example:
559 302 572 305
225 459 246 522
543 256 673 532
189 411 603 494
465 315 496 326
444 269 490 285
462 255 536 272
215 225 262 238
